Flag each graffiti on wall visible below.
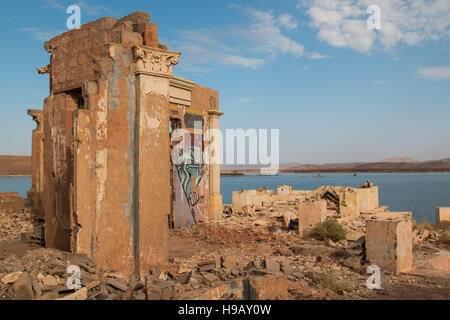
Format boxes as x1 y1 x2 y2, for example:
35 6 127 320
176 161 204 221
173 144 206 227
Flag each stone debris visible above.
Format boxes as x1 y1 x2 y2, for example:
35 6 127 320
0 208 42 243
1 184 449 300
1 272 23 285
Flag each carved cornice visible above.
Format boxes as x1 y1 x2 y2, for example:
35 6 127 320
132 45 181 77
170 76 195 91
27 109 43 130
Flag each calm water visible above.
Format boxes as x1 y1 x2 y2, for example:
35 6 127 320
221 173 450 223
0 177 31 198
1 173 449 223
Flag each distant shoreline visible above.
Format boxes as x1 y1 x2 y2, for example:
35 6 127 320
0 175 31 177
221 169 450 175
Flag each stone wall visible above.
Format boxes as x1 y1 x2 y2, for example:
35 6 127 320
0 193 24 211
28 11 223 276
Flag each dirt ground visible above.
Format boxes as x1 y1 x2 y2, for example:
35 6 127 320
167 218 450 300
1 203 449 300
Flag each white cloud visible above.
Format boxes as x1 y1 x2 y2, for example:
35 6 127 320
40 0 65 11
40 0 111 15
299 0 450 53
18 27 64 41
242 8 305 57
176 8 326 72
306 52 331 59
375 80 388 85
237 98 253 103
76 1 111 15
223 56 265 69
278 13 299 30
417 66 450 81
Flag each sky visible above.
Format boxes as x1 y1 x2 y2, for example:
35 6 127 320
0 0 449 164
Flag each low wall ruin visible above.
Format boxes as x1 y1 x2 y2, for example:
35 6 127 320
232 183 379 217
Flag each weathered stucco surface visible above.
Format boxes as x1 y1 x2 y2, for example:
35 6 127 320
28 11 223 276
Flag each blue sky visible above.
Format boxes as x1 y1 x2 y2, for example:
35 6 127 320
0 0 449 163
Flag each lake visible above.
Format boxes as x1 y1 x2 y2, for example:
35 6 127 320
0 176 31 198
1 173 449 223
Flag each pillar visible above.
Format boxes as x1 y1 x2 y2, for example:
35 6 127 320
27 109 44 217
133 45 181 275
207 109 224 221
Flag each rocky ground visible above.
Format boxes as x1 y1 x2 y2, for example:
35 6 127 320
0 203 449 300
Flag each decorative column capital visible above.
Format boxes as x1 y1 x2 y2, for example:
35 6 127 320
208 110 224 118
132 45 181 78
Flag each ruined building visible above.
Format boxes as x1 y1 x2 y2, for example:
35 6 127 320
27 12 224 276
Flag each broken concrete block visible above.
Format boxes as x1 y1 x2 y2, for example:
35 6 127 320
57 287 88 300
12 272 34 300
42 275 59 287
176 272 191 285
198 261 216 272
366 217 413 274
178 281 244 300
1 271 23 285
275 185 292 201
105 278 129 292
222 256 238 270
263 257 281 273
355 186 379 213
298 200 327 237
203 273 219 282
436 207 450 223
339 190 359 217
244 275 290 300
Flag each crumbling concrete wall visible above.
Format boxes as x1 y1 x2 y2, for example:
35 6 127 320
232 185 380 217
366 217 413 274
298 200 327 237
0 193 24 211
29 11 223 276
436 207 450 223
355 186 379 213
338 189 359 217
232 186 311 209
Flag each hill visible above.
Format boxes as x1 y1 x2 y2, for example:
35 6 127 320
0 156 31 176
284 158 450 173
379 156 415 163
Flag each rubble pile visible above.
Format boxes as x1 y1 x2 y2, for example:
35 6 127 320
0 184 449 300
0 208 40 242
0 247 151 300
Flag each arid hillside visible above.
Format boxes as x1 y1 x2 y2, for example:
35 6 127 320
222 158 450 173
0 156 31 176
284 158 450 173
